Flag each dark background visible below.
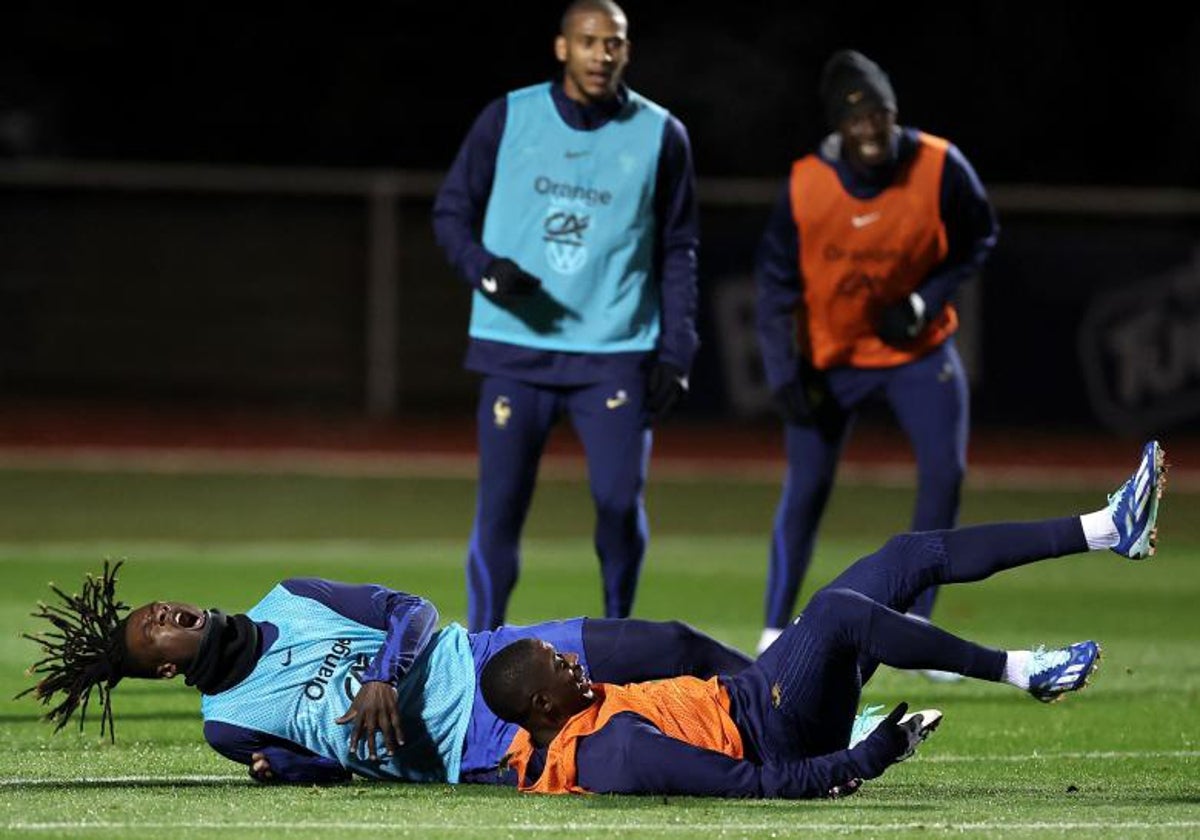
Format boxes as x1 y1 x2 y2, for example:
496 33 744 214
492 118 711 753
3 3 1199 437
6 3 1199 185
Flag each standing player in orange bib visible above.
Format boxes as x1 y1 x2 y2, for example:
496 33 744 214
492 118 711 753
755 51 999 658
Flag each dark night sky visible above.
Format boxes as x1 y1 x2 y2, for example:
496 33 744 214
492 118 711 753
6 3 1200 187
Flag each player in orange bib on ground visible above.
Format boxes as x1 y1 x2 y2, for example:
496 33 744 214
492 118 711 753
481 442 1165 798
755 50 1000 660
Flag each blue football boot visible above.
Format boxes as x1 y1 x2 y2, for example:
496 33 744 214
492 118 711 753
1108 440 1166 560
1027 640 1102 703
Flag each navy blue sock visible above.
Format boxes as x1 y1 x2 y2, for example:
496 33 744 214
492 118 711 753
807 589 1006 681
858 594 1005 680
937 517 1088 584
841 517 1088 682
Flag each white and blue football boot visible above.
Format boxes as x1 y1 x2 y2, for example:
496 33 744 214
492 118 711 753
1027 640 1101 703
1108 440 1166 560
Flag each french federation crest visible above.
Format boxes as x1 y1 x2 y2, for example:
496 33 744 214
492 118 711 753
543 207 591 275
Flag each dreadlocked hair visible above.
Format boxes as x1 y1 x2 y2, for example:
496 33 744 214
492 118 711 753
17 560 130 742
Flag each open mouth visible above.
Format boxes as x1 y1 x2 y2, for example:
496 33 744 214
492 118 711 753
174 609 207 630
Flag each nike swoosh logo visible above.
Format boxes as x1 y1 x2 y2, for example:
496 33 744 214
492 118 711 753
281 650 292 667
565 150 590 159
851 212 882 229
605 391 628 410
480 276 498 294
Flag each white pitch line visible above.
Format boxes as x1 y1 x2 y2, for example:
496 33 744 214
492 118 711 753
923 749 1200 763
1 751 1194 788
0 774 237 787
7 821 1200 833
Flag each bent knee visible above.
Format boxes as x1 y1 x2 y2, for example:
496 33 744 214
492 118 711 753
879 532 939 558
592 493 642 522
804 587 873 630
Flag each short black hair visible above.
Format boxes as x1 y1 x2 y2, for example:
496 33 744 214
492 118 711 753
560 0 627 35
479 638 544 725
18 561 130 741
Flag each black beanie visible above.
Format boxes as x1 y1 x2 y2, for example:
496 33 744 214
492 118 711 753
819 50 897 127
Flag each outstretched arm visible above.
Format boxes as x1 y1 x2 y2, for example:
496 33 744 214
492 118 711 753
574 710 912 798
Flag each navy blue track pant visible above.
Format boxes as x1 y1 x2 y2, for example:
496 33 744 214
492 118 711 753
765 340 969 629
734 516 1087 763
467 373 652 631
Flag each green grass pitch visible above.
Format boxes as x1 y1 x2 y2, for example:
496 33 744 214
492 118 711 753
0 463 1196 838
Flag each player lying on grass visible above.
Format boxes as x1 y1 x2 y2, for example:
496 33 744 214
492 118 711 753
480 441 1166 798
20 572 749 785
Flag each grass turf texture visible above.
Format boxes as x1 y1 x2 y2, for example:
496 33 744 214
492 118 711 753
0 465 1196 838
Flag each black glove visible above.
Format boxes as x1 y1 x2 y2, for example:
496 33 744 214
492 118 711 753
850 701 940 780
876 293 927 346
826 777 862 799
847 702 911 779
646 362 688 422
891 707 937 763
479 258 541 302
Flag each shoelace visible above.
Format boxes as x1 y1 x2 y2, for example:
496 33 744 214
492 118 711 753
1027 645 1071 679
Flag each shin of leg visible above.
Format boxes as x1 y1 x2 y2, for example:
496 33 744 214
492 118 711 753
592 493 646 618
911 455 965 532
471 381 553 631
467 526 515 632
837 589 1005 680
471 458 540 629
579 407 649 619
765 436 839 628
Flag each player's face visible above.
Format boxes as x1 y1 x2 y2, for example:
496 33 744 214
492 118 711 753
123 601 208 677
839 106 897 170
532 641 594 717
555 10 629 105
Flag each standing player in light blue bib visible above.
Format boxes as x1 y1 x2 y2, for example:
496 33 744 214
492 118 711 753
433 0 700 631
21 569 749 785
